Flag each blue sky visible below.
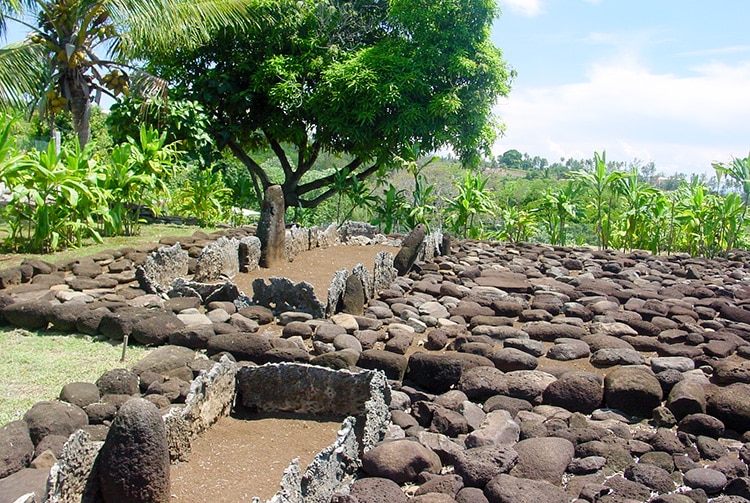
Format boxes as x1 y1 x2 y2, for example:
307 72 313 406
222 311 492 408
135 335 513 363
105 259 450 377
491 0 750 175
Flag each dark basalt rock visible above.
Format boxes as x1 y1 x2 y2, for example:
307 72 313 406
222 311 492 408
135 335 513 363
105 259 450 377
393 224 427 276
85 398 170 503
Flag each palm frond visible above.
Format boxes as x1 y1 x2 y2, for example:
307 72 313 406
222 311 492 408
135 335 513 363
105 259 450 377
107 0 265 58
0 0 38 39
0 40 47 110
128 67 167 99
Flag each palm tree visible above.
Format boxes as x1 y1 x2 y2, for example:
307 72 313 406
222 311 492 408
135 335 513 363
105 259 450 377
713 153 750 209
0 0 255 146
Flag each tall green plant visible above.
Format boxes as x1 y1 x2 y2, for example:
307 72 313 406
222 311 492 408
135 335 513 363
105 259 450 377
171 168 232 227
494 205 537 243
444 170 497 238
713 153 750 208
614 168 660 252
539 180 581 246
572 151 622 249
123 125 181 230
371 183 408 234
332 166 377 225
102 144 152 236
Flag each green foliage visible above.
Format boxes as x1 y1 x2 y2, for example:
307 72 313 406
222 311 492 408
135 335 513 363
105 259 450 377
170 168 232 227
572 151 623 249
332 166 378 225
107 97 214 165
0 0 256 146
0 115 188 252
102 144 153 236
538 180 582 246
371 183 408 234
146 0 512 209
492 206 537 243
2 139 108 252
611 168 662 253
443 170 497 238
713 153 750 207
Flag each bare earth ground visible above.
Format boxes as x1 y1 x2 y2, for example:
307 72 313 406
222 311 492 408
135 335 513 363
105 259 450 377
232 243 397 303
170 243 396 502
170 412 344 502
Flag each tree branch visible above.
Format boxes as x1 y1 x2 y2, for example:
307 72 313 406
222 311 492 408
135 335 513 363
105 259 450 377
298 160 381 208
226 138 271 188
296 157 364 195
264 130 294 180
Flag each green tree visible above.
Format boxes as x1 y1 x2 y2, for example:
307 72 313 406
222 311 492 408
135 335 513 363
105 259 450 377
0 0 255 146
106 96 214 164
146 0 513 209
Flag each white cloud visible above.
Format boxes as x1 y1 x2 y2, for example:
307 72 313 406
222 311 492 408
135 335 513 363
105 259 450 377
493 57 750 175
499 0 545 17
679 45 750 57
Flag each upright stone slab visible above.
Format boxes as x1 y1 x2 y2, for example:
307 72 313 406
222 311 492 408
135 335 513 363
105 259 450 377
135 243 189 296
341 274 365 316
286 225 310 261
352 263 374 301
373 251 397 292
193 236 240 282
394 224 427 275
419 229 443 263
257 185 286 268
46 430 103 503
239 236 261 272
253 277 325 318
326 269 349 318
317 223 339 248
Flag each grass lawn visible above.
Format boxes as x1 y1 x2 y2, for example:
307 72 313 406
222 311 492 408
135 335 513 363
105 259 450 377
0 328 153 425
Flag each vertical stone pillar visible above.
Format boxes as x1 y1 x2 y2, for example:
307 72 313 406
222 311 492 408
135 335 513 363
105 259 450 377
256 185 286 268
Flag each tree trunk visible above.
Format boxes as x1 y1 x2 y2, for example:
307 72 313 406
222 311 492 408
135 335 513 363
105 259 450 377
63 71 91 148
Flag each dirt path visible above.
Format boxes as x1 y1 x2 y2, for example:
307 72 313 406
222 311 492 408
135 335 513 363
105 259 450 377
232 243 397 301
170 412 344 502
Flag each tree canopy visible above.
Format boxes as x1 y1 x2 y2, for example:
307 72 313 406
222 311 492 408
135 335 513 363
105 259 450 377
0 0 258 146
147 0 513 208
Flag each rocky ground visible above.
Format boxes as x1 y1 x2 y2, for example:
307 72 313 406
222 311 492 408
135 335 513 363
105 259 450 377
1 227 750 503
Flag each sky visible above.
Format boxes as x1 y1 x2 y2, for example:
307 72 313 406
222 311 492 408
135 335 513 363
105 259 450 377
491 0 750 175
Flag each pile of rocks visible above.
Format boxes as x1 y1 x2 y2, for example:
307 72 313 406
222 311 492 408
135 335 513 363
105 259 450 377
2 226 750 503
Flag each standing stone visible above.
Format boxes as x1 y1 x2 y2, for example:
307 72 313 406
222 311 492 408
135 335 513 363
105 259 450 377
341 274 365 316
257 185 286 268
135 243 189 295
86 398 170 503
352 263 374 300
394 224 427 275
374 251 397 292
193 236 240 282
326 270 350 318
239 236 261 272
